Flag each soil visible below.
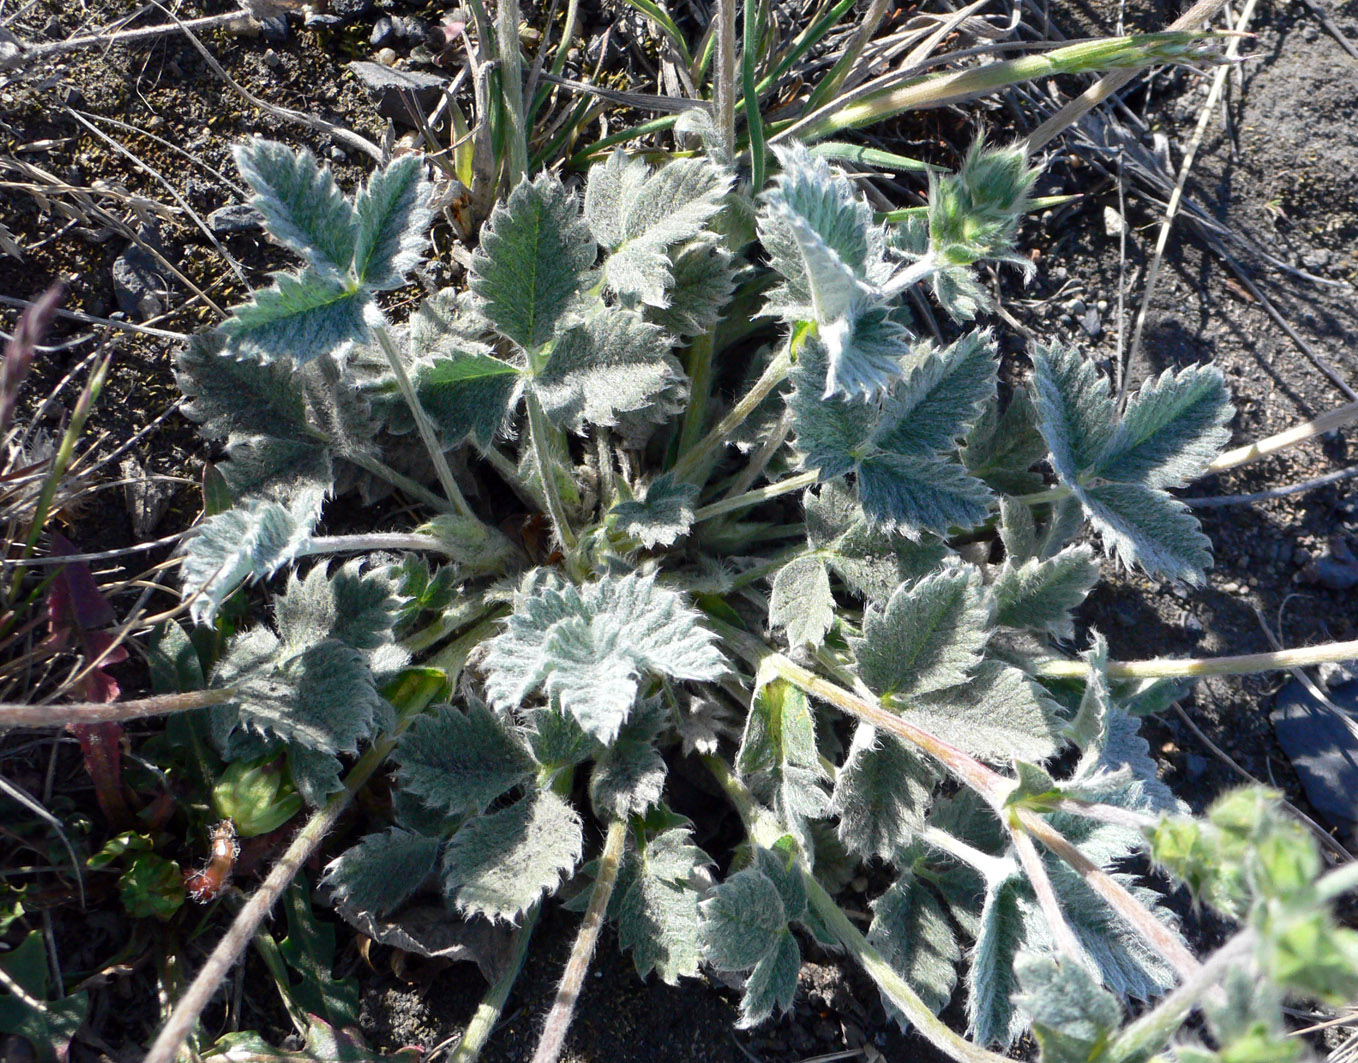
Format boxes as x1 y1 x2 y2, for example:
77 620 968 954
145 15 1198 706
3 0 1358 1059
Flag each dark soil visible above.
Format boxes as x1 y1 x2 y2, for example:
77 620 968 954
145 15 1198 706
3 0 1358 1059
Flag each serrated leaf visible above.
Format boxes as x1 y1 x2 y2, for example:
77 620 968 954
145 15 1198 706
524 706 596 770
738 680 830 844
647 238 740 339
874 330 998 456
789 342 878 478
352 154 431 290
769 554 834 648
214 631 385 754
857 452 993 538
968 874 1030 1045
583 149 650 248
274 560 404 655
482 570 724 743
868 872 962 1019
322 828 442 916
1014 956 1123 1063
221 270 371 365
806 483 950 601
610 474 699 548
470 174 595 353
701 866 788 971
1079 480 1212 584
532 309 684 432
287 742 345 808
441 788 583 922
992 545 1099 639
589 702 667 818
395 702 536 816
833 724 935 860
1095 363 1232 489
963 386 1048 495
614 828 714 984
177 331 311 442
416 350 521 447
904 660 1061 762
233 139 357 280
738 929 800 1028
1031 342 1115 483
999 496 1039 563
856 566 989 700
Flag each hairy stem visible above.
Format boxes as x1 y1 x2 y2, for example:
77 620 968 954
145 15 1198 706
525 391 578 550
1034 638 1358 681
301 532 447 556
1209 398 1358 474
495 0 529 187
692 469 819 524
1009 820 1089 969
341 446 456 513
374 325 476 519
713 0 737 156
532 818 628 1063
920 825 1014 883
677 333 717 459
0 688 235 727
451 905 541 1063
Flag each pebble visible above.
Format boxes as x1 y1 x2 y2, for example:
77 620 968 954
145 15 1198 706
371 15 398 47
207 203 265 234
347 60 449 126
1069 298 1087 315
1080 307 1102 337
43 15 63 38
329 145 347 161
263 47 281 68
112 229 172 320
375 47 398 66
258 15 289 40
326 0 375 18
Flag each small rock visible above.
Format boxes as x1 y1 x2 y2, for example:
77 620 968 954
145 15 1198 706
1183 613 1204 638
1080 307 1102 337
59 85 84 108
42 15 63 38
371 15 398 46
112 230 172 321
329 145 347 161
1069 298 1087 315
403 16 429 42
1308 556 1358 591
263 47 281 67
258 15 289 39
1302 249 1331 270
1272 677 1358 831
348 60 449 126
326 0 375 18
207 203 265 234
375 46 398 66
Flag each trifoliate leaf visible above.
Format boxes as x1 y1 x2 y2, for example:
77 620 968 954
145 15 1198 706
394 702 536 816
177 330 310 442
470 174 595 353
322 828 442 916
647 238 740 339
214 630 384 754
613 828 714 984
1030 342 1115 484
1014 955 1123 1063
701 866 788 972
221 269 372 365
181 490 323 623
589 702 668 818
610 473 699 548
532 309 684 432
856 565 989 701
904 660 1061 763
991 545 1099 639
833 724 935 860
233 139 357 281
769 554 835 648
738 929 801 1028
1080 480 1212 585
416 350 521 447
352 154 431 290
874 330 998 456
963 386 1048 495
441 788 583 922
737 680 830 844
857 452 994 539
868 871 962 1019
1095 363 1232 489
482 570 724 743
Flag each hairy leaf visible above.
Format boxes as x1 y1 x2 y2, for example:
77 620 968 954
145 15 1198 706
470 174 595 353
352 154 431 290
1014 956 1123 1063
416 350 521 447
833 724 935 860
234 139 357 280
395 702 536 816
968 874 1030 1045
701 866 787 972
610 474 699 548
590 703 668 818
221 270 372 365
857 452 993 539
769 554 835 648
738 929 800 1028
737 680 830 843
806 483 950 601
991 545 1099 639
856 566 989 700
874 331 998 456
647 238 740 339
441 788 583 922
1031 342 1114 482
963 386 1048 495
1080 481 1212 585
904 660 1060 763
274 560 404 656
868 872 962 1019
177 331 311 442
287 742 345 808
613 828 714 984
322 828 442 916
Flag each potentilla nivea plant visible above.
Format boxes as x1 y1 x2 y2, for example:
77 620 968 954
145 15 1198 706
164 125 1358 1063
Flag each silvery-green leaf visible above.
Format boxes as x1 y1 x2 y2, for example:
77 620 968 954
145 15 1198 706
181 490 322 623
855 566 988 700
1040 496 1087 560
1031 342 1115 482
868 872 962 1019
963 386 1048 495
905 660 1061 763
820 299 909 401
215 633 383 754
833 724 935 860
701 866 787 971
806 484 949 601
416 350 521 447
1014 955 1123 1063
470 174 595 353
221 270 372 365
929 262 988 323
968 874 1030 1045
788 339 878 478
752 846 808 924
524 707 596 770
613 827 713 984
395 702 536 816
322 828 442 916
177 331 310 442
214 436 332 507
583 150 650 249
233 139 357 280
274 560 404 655
589 702 668 819
737 929 800 1028
532 310 684 432
1095 363 1232 489
441 788 583 922
1079 480 1212 584
352 154 431 290
286 741 345 807
991 545 1099 639
737 681 830 843
769 555 834 649
857 452 993 539
646 238 740 339
874 330 997 457
482 570 724 743
999 496 1038 563
610 473 698 548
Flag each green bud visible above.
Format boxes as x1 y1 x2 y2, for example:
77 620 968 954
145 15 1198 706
1146 814 1249 918
1260 908 1358 1004
1249 824 1320 902
213 756 303 839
